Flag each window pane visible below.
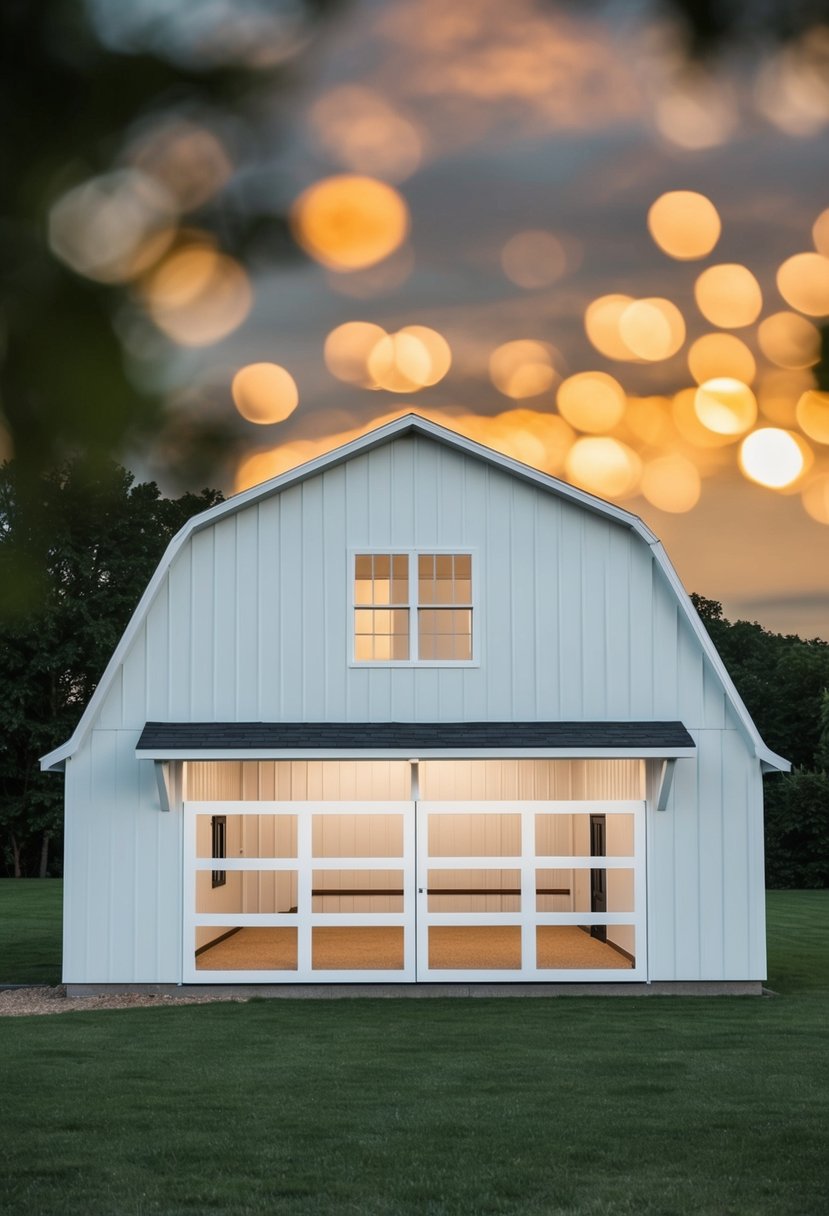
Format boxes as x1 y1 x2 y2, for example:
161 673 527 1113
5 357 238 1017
196 870 297 914
355 555 372 580
455 554 471 579
312 927 404 970
429 926 521 970
435 554 453 579
373 554 390 578
418 554 434 578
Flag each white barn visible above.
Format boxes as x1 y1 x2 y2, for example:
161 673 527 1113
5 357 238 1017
41 415 788 994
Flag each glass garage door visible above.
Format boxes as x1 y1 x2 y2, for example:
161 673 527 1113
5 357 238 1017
415 801 646 981
184 801 416 982
184 799 645 983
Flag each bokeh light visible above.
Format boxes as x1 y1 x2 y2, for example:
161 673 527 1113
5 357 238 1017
368 332 433 392
758 370 814 426
776 252 829 316
796 390 829 444
802 475 829 524
49 169 176 283
130 119 234 211
625 396 675 446
231 363 299 424
739 428 807 488
565 437 641 498
290 175 409 271
489 340 557 399
142 241 252 346
641 454 701 512
673 388 740 448
324 321 387 387
654 75 737 150
618 297 685 361
584 295 639 361
646 191 721 260
399 326 452 385
814 208 829 256
694 378 757 435
757 312 821 369
557 372 626 433
694 264 763 328
501 230 567 288
688 333 756 385
308 86 424 182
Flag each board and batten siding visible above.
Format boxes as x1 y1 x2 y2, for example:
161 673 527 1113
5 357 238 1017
62 432 765 984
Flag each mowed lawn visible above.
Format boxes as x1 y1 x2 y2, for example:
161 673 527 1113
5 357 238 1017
0 887 827 1216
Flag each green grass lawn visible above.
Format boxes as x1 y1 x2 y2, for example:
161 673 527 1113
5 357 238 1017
0 886 827 1216
0 878 62 984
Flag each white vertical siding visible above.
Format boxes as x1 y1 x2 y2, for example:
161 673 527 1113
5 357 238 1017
67 431 768 983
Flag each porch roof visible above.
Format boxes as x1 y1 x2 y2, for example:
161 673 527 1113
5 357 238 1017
136 720 696 759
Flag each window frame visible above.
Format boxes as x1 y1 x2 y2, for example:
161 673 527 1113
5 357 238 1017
349 548 479 667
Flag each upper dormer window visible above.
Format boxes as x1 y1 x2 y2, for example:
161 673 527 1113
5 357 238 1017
353 552 474 664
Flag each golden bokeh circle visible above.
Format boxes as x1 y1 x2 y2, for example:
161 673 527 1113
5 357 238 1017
231 363 299 425
290 175 410 271
776 252 829 317
739 428 806 489
557 372 626 433
647 191 721 260
694 264 763 329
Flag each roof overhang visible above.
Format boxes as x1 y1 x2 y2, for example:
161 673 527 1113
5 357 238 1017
135 720 697 761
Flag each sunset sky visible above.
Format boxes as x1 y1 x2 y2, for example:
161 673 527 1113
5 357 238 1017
47 0 829 639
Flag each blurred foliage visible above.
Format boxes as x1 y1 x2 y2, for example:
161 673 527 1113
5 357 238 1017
692 594 829 887
0 457 223 877
0 0 342 487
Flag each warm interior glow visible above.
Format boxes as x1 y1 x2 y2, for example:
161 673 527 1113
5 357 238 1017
231 363 299 425
565 437 640 498
646 191 721 260
556 372 626 433
776 252 829 317
802 474 829 524
584 294 639 361
739 428 806 488
618 297 685 361
142 242 252 346
694 378 757 435
694 264 763 328
687 333 756 385
796 390 829 444
489 340 557 399
501 230 567 288
49 169 176 283
308 86 423 182
290 175 410 271
757 311 821 369
324 321 388 387
640 454 701 512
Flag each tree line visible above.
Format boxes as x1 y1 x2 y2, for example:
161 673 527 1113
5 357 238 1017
0 460 827 885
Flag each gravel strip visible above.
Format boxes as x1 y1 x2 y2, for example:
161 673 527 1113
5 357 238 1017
0 985 248 1017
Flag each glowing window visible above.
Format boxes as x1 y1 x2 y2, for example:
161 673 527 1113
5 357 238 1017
353 552 473 663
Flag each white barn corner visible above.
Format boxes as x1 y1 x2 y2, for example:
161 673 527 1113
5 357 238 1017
41 414 788 994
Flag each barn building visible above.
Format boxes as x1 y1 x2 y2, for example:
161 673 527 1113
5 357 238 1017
41 415 788 993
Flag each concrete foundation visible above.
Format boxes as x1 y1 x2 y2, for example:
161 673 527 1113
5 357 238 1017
66 980 765 998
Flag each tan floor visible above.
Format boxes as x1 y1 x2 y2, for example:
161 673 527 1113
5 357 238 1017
196 925 632 972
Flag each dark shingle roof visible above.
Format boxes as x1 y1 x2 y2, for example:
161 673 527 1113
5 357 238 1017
136 721 695 751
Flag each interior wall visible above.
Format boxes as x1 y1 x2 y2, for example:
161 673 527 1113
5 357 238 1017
187 758 644 801
420 758 643 799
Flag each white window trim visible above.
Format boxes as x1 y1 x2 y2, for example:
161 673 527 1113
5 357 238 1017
348 547 480 668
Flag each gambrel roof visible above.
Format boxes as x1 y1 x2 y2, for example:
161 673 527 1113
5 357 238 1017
41 413 789 773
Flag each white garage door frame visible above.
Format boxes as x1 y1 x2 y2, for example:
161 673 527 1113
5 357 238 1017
182 798 646 983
